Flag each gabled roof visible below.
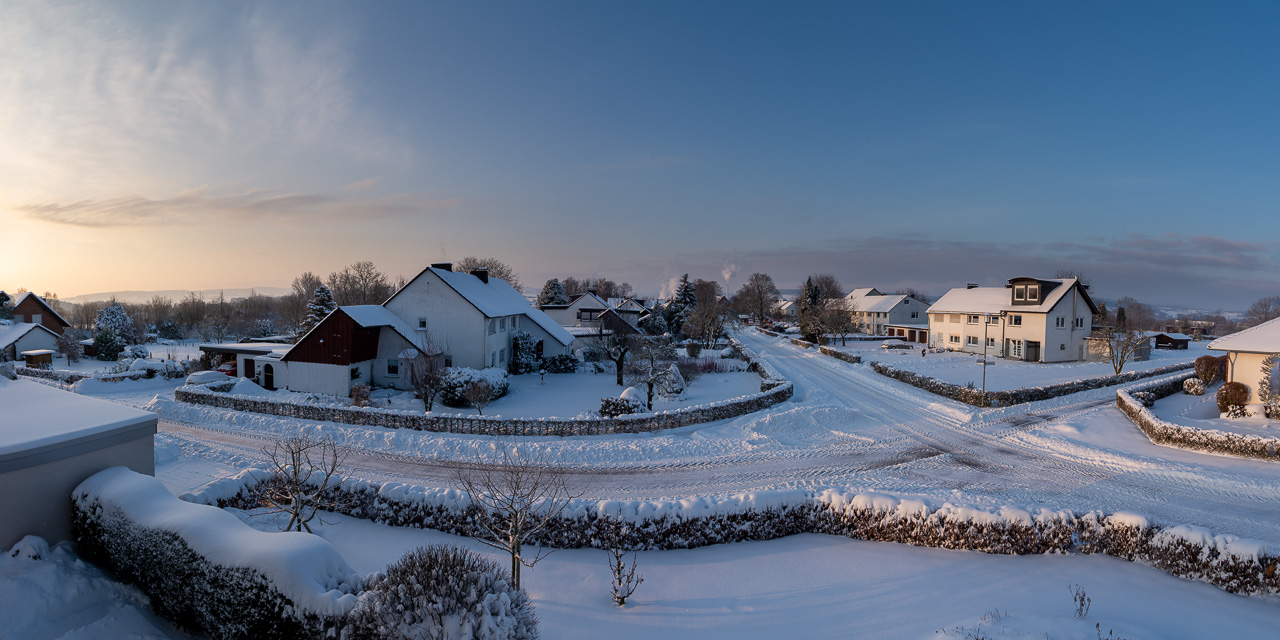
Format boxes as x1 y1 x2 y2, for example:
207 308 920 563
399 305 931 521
1208 316 1280 354
13 292 71 328
387 267 575 347
0 322 58 349
928 278 1097 316
1147 331 1192 341
340 305 430 352
844 287 881 300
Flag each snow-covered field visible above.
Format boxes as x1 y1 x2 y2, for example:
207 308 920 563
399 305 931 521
1150 387 1280 437
37 340 204 375
13 328 1280 638
826 339 1206 390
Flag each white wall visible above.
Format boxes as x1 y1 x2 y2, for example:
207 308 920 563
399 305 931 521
285 361 351 397
16 329 57 355
371 327 417 390
384 272 489 369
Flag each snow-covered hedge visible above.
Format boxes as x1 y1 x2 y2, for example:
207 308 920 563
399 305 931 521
16 366 149 384
190 470 1280 597
542 354 577 374
440 367 510 407
1117 373 1280 461
72 467 361 638
871 360 1196 407
817 346 862 365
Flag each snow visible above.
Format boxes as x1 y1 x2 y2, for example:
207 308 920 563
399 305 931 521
823 339 1205 391
420 267 575 346
929 277 1083 315
1 536 180 639
0 378 155 457
335 304 428 351
186 370 229 384
0 321 57 349
228 511 1280 640
1209 315 1280 353
75 467 362 616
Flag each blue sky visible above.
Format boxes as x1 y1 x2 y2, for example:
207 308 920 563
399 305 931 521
2 1 1278 309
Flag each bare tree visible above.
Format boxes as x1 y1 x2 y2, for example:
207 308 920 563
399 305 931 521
593 332 636 386
683 298 731 347
462 379 497 415
404 351 446 412
327 261 393 306
1115 296 1157 332
823 298 857 345
809 273 844 301
1052 269 1092 291
625 339 677 410
735 273 780 324
601 510 643 606
1098 326 1150 374
893 288 932 305
452 443 586 589
1243 296 1280 329
455 256 523 292
260 435 350 533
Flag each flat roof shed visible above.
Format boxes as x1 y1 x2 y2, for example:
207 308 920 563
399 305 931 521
0 378 157 547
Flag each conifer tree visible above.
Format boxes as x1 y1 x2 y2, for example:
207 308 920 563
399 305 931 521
300 285 337 335
95 301 136 344
537 279 570 307
0 291 12 320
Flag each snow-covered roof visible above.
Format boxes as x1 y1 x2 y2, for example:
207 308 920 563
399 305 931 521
0 378 156 463
339 305 435 354
928 278 1088 316
861 294 909 313
0 322 57 349
199 342 294 354
566 326 613 336
844 287 881 300
419 268 575 346
13 292 71 327
1147 331 1192 340
1208 316 1280 354
20 349 54 355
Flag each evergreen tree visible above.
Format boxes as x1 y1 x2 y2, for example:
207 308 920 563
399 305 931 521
0 291 12 320
638 310 668 336
301 285 337 335
157 318 184 340
537 279 570 307
798 277 824 341
95 301 136 344
93 328 125 361
663 274 699 336
509 331 538 374
1116 307 1128 330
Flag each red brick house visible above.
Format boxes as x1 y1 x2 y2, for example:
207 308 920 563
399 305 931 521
11 293 71 335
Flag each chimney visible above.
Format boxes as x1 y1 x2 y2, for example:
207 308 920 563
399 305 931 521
587 287 598 297
966 283 979 289
471 268 489 283
431 262 452 272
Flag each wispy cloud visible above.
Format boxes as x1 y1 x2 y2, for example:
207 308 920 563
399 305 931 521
576 155 696 171
19 188 462 227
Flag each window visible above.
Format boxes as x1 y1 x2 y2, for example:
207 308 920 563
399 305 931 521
417 317 427 330
1027 286 1039 302
910 311 919 319
987 337 996 348
988 316 1000 324
387 359 399 376
1010 340 1023 358
1075 317 1085 329
949 335 960 344
499 317 506 331
966 336 979 346
488 319 496 335
1009 315 1022 326
499 348 506 363
967 315 979 325
1013 286 1025 301
1056 317 1066 328
32 314 41 325
490 353 496 367
949 314 961 323
1060 344 1066 351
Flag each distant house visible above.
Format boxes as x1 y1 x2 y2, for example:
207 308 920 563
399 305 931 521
1150 331 1191 350
539 290 612 329
843 288 931 336
1208 317 1280 406
198 342 293 379
773 299 797 320
927 277 1097 363
0 321 59 362
10 293 71 336
0 377 156 548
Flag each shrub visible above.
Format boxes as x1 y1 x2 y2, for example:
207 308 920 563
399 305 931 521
542 354 577 374
345 545 538 640
685 342 702 358
121 344 150 360
441 367 510 407
1216 381 1251 415
93 328 125 362
509 331 538 375
1131 391 1156 408
600 393 645 417
673 358 702 384
1183 378 1205 396
351 383 371 407
1195 355 1221 385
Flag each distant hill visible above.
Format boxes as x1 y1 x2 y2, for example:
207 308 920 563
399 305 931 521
63 287 292 305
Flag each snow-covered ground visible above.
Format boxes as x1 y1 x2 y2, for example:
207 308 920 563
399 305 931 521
224 365 759 419
223 510 1280 640
37 340 204 375
1150 387 1280 437
825 339 1207 390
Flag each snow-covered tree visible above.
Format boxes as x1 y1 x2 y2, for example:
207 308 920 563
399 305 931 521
509 330 539 374
798 277 823 341
55 332 82 365
157 318 183 340
0 291 12 320
93 328 125 361
664 274 698 335
95 301 138 345
300 285 336 336
638 310 668 335
537 279 570 307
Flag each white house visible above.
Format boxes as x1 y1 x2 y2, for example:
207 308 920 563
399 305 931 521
0 321 59 361
843 288 931 336
927 277 1098 363
266 305 426 397
539 290 612 329
1208 316 1280 408
773 299 797 320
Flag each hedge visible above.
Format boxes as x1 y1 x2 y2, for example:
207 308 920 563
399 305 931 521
17 366 148 384
870 360 1196 407
190 470 1280 598
174 336 792 436
1117 373 1280 461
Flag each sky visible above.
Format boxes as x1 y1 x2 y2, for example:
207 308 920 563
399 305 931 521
2 1 1278 310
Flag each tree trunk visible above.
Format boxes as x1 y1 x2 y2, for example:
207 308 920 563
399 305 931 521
615 356 625 386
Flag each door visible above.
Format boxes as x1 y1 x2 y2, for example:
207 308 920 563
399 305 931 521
263 364 275 390
1027 341 1040 362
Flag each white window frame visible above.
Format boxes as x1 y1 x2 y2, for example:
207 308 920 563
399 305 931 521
418 317 427 330
1013 286 1025 301
966 336 979 346
1055 317 1066 329
987 337 996 348
1027 286 1039 302
1075 317 1085 328
967 315 979 325
1009 315 1022 327
386 359 399 376
949 335 960 344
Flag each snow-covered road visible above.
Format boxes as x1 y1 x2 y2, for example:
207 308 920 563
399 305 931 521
127 330 1280 541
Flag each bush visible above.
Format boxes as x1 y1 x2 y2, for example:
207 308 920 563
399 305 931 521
351 383 371 407
509 331 538 375
440 367 510 407
1217 381 1251 415
1195 355 1221 385
600 392 645 417
345 545 537 640
542 354 577 374
673 358 701 384
1131 391 1156 408
121 344 150 360
1183 378 1205 396
685 342 702 358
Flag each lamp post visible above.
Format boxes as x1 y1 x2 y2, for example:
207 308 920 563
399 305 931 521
981 314 990 404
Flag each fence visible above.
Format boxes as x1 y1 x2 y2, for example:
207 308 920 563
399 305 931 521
1116 374 1280 461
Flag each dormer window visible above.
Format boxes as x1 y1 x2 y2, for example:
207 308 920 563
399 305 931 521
1027 285 1039 302
1013 286 1025 301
